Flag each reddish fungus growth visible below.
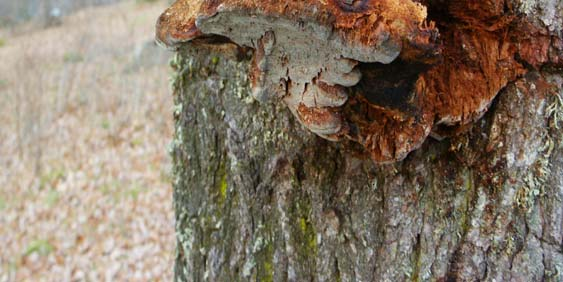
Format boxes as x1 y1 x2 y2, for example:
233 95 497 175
157 0 559 164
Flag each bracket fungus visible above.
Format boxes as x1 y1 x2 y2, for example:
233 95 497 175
157 0 557 163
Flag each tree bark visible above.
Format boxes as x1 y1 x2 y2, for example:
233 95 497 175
169 6 563 282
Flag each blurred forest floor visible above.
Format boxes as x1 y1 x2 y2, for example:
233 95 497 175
0 1 175 281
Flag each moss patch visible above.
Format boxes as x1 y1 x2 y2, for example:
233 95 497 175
24 239 54 257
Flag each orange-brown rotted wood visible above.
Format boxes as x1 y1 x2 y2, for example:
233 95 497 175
156 0 561 163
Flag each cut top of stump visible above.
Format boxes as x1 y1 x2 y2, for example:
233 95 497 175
156 0 443 163
156 0 439 99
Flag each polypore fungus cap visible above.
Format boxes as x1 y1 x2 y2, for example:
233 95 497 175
157 0 441 163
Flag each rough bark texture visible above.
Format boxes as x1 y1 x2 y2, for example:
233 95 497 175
169 5 563 282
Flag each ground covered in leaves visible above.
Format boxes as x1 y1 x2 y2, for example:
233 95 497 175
0 1 175 280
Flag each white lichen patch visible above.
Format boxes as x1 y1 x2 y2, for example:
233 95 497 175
517 0 563 36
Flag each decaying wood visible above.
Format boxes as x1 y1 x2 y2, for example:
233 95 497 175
159 0 562 163
162 0 563 281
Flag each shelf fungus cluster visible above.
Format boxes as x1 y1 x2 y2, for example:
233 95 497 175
156 0 554 163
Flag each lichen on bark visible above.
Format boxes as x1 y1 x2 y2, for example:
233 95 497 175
170 40 563 280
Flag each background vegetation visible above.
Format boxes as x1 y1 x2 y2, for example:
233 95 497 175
0 0 175 280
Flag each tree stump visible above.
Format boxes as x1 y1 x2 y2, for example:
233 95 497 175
162 1 563 281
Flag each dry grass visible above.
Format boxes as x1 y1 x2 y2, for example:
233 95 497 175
0 1 175 281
